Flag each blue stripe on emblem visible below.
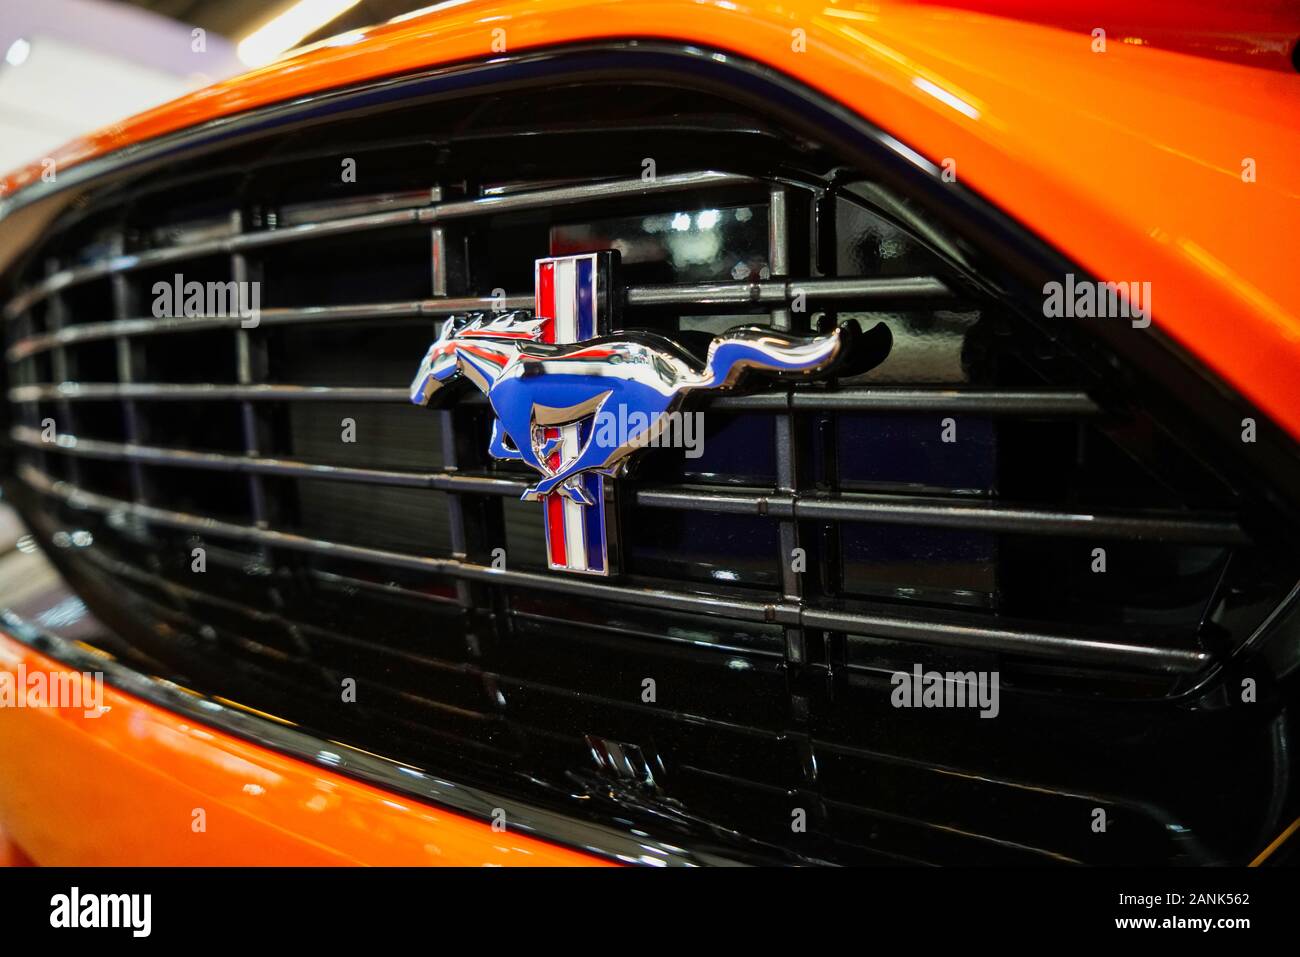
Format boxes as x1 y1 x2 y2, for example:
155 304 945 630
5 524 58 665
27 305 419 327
583 474 605 573
577 415 604 573
576 256 594 341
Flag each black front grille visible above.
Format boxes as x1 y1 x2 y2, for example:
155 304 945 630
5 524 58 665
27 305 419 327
4 52 1298 865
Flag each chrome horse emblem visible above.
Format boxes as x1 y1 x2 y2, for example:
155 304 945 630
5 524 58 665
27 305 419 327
410 252 864 575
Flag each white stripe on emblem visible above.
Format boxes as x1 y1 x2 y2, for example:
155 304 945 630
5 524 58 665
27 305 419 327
553 259 587 569
555 258 578 341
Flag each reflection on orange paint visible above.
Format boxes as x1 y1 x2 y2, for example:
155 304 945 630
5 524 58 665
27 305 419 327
0 818 35 866
0 634 610 865
1 2 1295 444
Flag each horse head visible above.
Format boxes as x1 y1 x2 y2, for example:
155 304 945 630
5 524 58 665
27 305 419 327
409 310 547 406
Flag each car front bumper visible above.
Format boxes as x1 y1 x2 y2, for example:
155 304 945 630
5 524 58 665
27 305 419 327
0 547 610 866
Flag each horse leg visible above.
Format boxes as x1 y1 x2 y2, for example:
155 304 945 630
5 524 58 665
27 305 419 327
538 435 564 461
524 472 596 505
487 418 523 461
490 396 547 476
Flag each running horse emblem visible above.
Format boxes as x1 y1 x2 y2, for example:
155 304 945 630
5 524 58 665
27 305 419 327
409 252 869 575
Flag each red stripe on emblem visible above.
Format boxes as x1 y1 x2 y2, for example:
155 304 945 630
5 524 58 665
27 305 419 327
545 476 567 566
458 344 508 366
536 260 556 344
537 259 566 565
545 429 565 563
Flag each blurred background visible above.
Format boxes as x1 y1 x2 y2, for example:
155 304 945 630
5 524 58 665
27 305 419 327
0 0 433 174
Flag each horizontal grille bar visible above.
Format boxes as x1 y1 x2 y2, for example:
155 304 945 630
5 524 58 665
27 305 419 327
7 298 532 361
9 383 409 402
85 549 789 742
4 170 756 317
7 382 1098 415
16 462 1209 674
10 425 528 494
803 607 1203 673
708 388 1100 415
23 425 1229 543
7 276 948 360
633 485 1246 544
626 276 950 306
277 187 442 226
432 170 754 217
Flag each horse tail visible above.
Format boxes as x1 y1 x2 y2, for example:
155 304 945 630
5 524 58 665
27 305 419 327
698 326 846 390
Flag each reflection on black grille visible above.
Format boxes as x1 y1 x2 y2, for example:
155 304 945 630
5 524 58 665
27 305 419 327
3 71 1297 865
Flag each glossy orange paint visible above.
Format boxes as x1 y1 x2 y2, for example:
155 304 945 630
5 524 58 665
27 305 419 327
3 2 1297 444
0 634 609 865
912 0 1300 71
0 818 35 866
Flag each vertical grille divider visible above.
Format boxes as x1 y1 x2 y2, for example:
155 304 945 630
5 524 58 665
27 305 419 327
231 218 269 529
231 203 314 665
812 189 847 689
431 220 470 602
768 184 798 605
44 258 79 486
768 185 801 616
439 410 473 600
13 282 41 477
432 216 476 613
110 231 146 503
429 218 500 711
770 184 823 827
